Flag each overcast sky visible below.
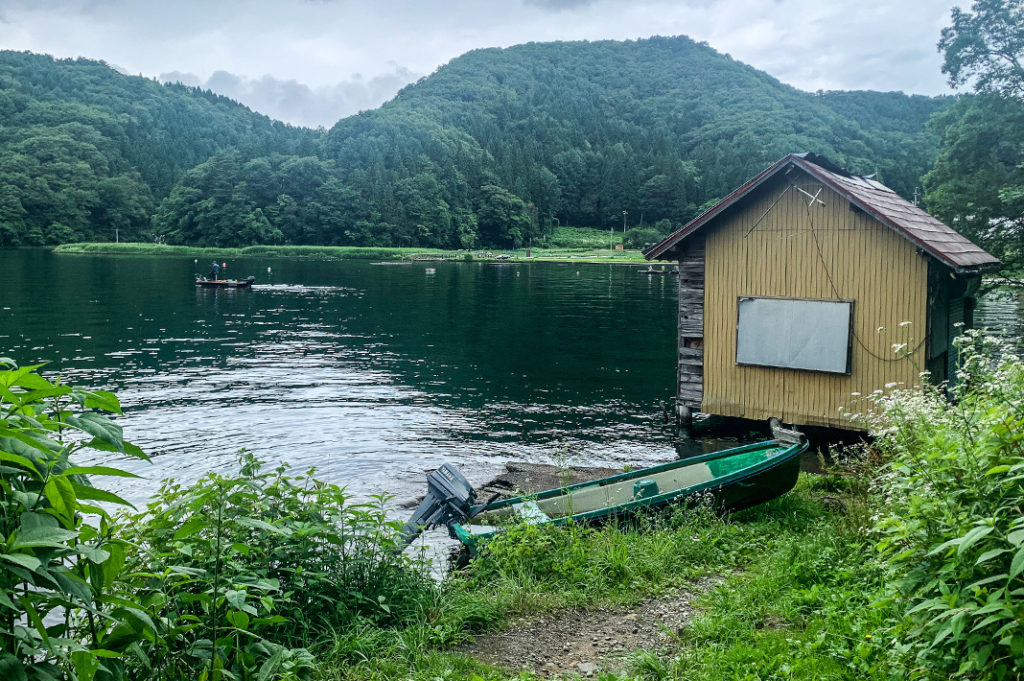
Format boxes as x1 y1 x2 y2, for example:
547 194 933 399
0 0 963 128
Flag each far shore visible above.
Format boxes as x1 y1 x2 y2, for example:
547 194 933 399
51 241 654 264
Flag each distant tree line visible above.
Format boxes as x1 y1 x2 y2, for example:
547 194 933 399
0 16 1020 269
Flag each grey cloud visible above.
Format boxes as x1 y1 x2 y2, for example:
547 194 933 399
105 61 132 76
159 66 421 128
160 70 203 87
523 0 598 11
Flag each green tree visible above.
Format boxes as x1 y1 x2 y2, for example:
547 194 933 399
939 0 1024 98
926 0 1024 271
923 95 1024 269
476 184 535 247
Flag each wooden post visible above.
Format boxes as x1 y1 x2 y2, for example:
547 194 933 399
676 403 693 436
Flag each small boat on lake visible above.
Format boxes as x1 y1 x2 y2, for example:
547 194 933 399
396 436 808 555
195 275 256 288
449 437 807 553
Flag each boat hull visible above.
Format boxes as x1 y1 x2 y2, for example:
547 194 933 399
195 276 255 288
450 438 806 553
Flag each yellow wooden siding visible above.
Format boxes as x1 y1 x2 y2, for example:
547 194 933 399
702 175 928 429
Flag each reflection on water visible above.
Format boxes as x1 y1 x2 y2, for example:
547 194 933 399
0 251 681 505
976 285 1024 354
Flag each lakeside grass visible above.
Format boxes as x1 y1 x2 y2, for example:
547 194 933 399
323 470 890 681
51 240 651 263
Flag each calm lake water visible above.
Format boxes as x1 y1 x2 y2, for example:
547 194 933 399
1 250 690 505
1 250 1021 508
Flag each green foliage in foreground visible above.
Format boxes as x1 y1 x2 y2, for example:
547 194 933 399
324 474 889 681
0 360 434 681
116 456 434 681
869 330 1024 678
5 331 1022 681
0 359 149 681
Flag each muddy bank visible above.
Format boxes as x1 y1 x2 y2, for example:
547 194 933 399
475 461 623 500
454 579 715 678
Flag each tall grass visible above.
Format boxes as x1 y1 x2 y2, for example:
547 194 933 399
116 453 436 681
321 475 885 681
543 226 621 249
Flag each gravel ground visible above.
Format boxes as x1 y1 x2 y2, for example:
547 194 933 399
453 578 715 678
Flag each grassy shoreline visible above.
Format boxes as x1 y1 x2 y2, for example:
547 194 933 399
5 332 1021 680
51 241 651 263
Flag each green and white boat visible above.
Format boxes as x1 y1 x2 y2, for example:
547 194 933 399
449 438 808 553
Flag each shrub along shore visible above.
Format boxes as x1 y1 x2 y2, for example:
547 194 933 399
2 331 1021 680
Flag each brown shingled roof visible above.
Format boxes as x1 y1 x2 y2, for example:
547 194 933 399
645 153 1000 273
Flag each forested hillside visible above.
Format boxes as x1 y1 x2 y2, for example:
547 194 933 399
0 38 952 249
318 38 949 248
0 51 314 246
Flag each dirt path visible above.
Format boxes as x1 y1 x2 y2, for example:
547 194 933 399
453 578 713 678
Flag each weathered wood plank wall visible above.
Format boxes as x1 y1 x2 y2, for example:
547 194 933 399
676 237 705 409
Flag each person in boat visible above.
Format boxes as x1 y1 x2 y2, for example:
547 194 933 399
210 261 220 280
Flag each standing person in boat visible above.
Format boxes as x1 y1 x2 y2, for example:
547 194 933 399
210 261 220 280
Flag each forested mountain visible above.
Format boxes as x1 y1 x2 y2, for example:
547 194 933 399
0 51 314 245
317 38 949 248
0 38 952 249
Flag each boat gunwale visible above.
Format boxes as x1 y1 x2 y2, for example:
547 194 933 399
451 438 807 544
479 439 799 509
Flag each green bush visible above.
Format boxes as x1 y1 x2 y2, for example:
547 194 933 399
0 359 437 681
870 331 1024 678
622 227 665 250
0 359 150 681
119 454 436 681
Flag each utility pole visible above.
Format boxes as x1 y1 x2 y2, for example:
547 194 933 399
622 210 628 233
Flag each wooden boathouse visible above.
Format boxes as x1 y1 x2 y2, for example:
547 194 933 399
645 153 1000 431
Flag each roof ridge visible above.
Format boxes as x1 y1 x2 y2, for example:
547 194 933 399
645 153 999 273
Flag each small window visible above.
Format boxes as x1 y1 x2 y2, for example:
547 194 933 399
736 297 852 374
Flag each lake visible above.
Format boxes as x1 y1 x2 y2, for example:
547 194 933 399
1 250 1021 507
1 250 688 505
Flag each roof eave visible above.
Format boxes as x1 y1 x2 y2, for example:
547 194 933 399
787 156 1002 273
951 261 1002 276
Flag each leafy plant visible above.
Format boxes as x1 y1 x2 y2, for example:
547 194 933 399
119 453 435 681
869 331 1024 677
0 359 150 681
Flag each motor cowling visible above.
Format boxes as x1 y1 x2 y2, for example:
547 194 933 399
397 464 475 550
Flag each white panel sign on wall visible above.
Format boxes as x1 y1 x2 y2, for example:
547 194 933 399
736 297 853 374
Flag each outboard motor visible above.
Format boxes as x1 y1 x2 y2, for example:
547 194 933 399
397 464 476 550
